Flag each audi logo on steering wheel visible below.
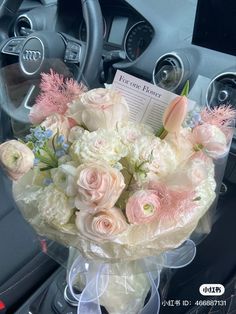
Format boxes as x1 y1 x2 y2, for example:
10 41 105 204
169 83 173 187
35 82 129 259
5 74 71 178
22 50 42 61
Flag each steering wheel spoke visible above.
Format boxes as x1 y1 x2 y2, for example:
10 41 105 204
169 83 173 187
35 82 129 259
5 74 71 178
64 38 83 64
0 0 103 123
1 37 25 56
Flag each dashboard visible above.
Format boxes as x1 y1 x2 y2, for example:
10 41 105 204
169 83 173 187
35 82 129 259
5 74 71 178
55 0 154 63
12 0 154 62
5 0 236 124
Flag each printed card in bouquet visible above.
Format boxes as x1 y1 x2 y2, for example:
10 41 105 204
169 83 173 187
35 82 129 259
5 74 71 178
0 69 235 314
113 70 196 131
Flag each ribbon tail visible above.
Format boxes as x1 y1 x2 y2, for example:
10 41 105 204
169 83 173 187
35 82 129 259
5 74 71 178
77 264 109 314
68 254 109 314
77 300 102 314
163 239 196 269
140 271 161 314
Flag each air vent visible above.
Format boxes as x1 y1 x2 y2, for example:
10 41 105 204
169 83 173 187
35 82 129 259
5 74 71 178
153 53 185 92
206 72 236 108
14 15 33 37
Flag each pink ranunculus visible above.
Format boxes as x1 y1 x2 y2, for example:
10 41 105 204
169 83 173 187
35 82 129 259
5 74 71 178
40 113 71 139
191 123 228 158
75 208 128 242
0 140 34 180
67 88 129 131
126 190 161 225
75 163 125 212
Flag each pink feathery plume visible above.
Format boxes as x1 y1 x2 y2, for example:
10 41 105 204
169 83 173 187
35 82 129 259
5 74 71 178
29 69 87 124
201 105 236 128
149 181 196 220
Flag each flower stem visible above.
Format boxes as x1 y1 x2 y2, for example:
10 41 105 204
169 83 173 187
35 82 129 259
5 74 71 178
34 152 58 168
43 145 58 164
126 173 134 192
156 126 168 139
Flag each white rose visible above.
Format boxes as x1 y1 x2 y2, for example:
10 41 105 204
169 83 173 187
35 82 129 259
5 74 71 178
37 185 75 226
66 88 129 131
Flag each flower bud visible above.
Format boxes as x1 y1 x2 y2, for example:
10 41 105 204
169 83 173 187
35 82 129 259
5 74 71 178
163 96 188 133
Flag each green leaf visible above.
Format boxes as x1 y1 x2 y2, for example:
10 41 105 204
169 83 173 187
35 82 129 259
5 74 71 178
181 80 190 97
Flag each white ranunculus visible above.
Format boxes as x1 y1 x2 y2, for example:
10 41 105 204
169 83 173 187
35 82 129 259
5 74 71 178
70 129 127 167
66 88 129 131
51 164 77 197
37 185 75 226
0 140 34 181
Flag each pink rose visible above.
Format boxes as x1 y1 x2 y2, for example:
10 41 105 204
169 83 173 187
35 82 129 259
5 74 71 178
191 123 228 158
75 163 125 211
75 208 128 242
0 140 34 180
67 88 129 131
40 113 71 139
126 190 161 225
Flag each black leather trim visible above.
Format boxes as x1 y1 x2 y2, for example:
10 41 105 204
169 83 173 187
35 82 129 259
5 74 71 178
0 251 58 311
79 0 103 87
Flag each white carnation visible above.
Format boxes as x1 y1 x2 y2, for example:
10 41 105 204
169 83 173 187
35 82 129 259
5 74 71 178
117 121 154 147
128 135 178 182
37 185 75 226
70 129 128 166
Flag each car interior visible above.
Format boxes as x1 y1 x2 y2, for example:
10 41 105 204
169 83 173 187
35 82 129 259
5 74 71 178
0 0 236 313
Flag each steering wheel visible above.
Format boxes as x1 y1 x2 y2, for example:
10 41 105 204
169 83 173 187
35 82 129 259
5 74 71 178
0 0 103 123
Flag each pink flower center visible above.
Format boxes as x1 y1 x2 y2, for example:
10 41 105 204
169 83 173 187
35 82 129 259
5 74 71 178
86 171 98 185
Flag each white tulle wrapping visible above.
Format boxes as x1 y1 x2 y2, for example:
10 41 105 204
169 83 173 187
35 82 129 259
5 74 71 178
12 160 216 262
66 240 196 314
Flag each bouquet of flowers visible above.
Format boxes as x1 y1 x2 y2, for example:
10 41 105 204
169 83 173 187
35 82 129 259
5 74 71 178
0 71 235 313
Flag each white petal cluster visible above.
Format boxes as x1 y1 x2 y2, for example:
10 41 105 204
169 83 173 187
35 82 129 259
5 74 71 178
37 185 75 226
51 164 77 197
127 135 178 182
70 129 128 167
117 121 154 147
